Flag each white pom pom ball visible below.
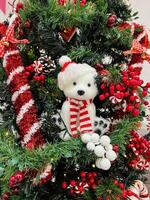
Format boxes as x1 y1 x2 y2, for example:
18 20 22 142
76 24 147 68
91 133 100 143
100 135 111 147
59 56 71 67
86 142 95 151
106 150 117 161
96 158 111 170
94 145 105 157
81 133 91 144
105 144 113 151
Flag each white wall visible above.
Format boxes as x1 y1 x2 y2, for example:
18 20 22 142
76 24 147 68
130 0 150 83
0 0 15 21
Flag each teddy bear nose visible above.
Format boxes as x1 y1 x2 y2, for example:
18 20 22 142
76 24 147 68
77 90 85 96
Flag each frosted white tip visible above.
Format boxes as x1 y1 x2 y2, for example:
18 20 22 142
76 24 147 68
59 56 71 67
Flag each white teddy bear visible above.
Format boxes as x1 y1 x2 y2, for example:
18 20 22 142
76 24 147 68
58 56 98 139
57 56 117 170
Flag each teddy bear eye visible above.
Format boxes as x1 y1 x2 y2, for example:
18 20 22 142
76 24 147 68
73 82 77 86
88 83 91 87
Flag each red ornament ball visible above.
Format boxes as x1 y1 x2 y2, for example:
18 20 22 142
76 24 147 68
107 14 117 27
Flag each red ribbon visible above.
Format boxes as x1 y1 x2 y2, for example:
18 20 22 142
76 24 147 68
123 39 145 56
0 21 29 58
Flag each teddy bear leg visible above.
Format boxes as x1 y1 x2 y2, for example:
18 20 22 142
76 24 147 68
60 100 72 136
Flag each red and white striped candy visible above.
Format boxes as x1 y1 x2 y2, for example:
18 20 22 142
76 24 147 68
128 180 149 200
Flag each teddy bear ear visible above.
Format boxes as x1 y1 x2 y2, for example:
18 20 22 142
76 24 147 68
57 73 64 91
59 56 71 67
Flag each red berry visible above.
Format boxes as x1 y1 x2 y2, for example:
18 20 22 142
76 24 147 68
122 70 128 76
119 182 124 189
70 180 76 187
15 172 25 182
142 90 147 97
122 190 127 199
26 65 34 72
100 83 105 89
33 76 41 81
129 79 137 86
129 72 135 77
92 172 97 178
144 101 149 105
89 178 95 184
24 71 30 77
132 109 140 117
39 74 45 80
113 144 119 153
116 84 123 91
99 94 106 101
2 192 10 200
70 188 74 194
80 0 87 6
134 103 140 109
129 96 136 102
80 171 86 178
128 66 134 71
146 82 150 88
105 92 110 97
113 179 118 185
115 92 124 99
61 182 68 189
25 20 31 28
91 183 96 189
122 76 128 82
88 172 93 178
124 92 129 97
16 2 24 13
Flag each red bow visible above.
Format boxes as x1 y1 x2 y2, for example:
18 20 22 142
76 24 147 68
0 22 29 58
123 39 145 56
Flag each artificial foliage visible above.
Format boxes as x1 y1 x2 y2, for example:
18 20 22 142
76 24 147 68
0 0 150 200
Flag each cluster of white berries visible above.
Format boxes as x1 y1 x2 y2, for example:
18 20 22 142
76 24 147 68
81 133 117 170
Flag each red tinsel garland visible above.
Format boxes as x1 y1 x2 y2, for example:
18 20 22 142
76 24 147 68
0 16 45 149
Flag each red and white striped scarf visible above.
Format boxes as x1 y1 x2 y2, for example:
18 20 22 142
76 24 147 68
68 98 93 138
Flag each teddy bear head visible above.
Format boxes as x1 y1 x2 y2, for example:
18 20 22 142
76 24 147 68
58 56 98 100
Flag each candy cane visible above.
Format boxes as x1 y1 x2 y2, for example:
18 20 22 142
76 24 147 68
0 14 45 149
128 180 149 200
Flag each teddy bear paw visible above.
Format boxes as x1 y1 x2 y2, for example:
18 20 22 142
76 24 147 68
94 116 110 135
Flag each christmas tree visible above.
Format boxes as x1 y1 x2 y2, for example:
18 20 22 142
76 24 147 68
0 0 150 199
